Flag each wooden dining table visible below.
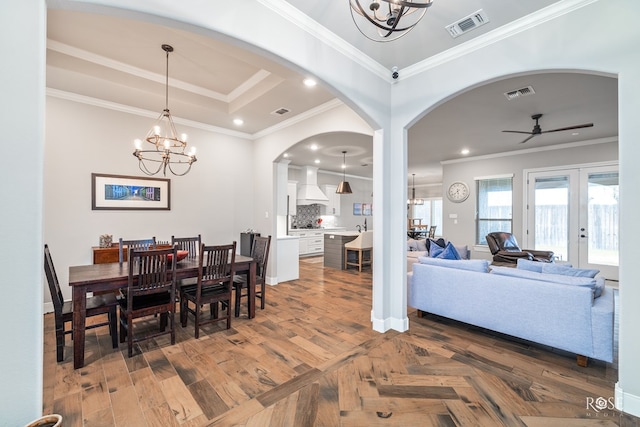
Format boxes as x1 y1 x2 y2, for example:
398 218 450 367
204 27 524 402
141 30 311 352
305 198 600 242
68 254 256 369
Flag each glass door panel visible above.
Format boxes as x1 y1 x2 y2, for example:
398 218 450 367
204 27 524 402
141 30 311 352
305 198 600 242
533 176 570 261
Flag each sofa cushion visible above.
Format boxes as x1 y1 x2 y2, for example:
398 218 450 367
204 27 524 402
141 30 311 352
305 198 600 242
516 258 545 272
541 263 599 278
416 238 428 252
418 256 490 272
407 238 418 251
455 245 470 260
490 266 603 297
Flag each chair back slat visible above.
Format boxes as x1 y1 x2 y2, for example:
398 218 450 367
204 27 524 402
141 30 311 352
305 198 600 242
127 247 176 301
119 237 157 264
201 243 236 286
171 235 201 260
43 244 64 313
251 236 271 279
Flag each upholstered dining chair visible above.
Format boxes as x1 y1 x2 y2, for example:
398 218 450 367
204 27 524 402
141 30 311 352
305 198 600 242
233 235 271 317
118 237 156 265
44 244 118 362
344 231 373 272
486 232 555 264
119 246 177 357
180 242 236 338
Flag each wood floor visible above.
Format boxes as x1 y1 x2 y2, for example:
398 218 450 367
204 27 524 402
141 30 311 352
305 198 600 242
43 257 640 426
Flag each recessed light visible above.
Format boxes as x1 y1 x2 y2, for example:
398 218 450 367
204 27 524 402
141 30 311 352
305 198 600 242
303 78 317 87
314 159 320 164
461 148 470 155
283 153 289 158
233 118 244 126
572 132 579 136
310 144 318 151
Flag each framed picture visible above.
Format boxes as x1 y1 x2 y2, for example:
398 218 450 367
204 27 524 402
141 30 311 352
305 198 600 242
91 173 171 210
353 203 362 216
362 203 372 216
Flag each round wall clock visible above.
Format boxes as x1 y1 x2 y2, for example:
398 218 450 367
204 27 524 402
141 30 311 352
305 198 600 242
447 181 469 203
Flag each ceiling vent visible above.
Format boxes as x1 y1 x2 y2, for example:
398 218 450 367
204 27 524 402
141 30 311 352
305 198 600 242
504 86 536 101
271 107 290 116
446 9 490 38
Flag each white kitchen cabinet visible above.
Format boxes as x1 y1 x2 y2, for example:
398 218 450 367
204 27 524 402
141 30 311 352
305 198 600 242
320 184 340 216
289 230 324 256
287 181 297 215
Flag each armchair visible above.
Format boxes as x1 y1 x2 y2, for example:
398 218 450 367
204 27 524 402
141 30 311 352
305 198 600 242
486 232 554 264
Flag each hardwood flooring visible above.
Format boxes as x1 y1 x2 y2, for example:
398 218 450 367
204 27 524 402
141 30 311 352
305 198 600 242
43 257 640 426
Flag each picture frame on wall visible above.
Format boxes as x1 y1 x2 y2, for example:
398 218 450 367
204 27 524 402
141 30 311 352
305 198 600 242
91 173 171 210
353 203 362 216
362 203 372 216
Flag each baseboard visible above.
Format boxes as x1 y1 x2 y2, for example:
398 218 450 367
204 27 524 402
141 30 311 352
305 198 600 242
616 382 640 418
370 311 409 333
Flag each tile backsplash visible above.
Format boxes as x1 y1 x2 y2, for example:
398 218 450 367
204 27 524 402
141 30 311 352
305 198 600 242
292 205 320 228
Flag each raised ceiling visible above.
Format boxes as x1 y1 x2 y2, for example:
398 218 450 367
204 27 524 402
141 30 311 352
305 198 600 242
45 1 618 185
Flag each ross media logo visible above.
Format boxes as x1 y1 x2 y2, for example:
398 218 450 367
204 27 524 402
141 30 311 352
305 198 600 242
586 396 616 417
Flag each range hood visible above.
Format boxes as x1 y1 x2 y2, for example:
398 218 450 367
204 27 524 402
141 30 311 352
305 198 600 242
297 166 329 206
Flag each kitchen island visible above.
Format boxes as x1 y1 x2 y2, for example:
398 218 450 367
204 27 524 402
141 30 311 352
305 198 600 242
323 231 360 269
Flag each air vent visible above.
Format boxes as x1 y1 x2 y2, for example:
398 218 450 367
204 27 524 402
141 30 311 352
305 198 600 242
271 107 290 116
446 9 490 38
504 86 536 101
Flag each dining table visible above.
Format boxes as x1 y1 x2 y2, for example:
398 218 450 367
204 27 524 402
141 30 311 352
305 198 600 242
68 254 256 369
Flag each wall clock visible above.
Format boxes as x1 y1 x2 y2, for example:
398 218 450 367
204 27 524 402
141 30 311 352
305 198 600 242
447 181 469 203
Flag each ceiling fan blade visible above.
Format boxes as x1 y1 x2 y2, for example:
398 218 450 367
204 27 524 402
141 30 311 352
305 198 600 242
541 123 594 133
502 130 534 135
520 134 536 144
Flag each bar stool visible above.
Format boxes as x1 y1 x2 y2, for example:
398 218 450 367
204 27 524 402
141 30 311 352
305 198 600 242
344 231 373 272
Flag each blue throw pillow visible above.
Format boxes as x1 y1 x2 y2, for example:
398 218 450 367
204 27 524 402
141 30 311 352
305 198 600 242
516 259 544 273
435 242 461 260
429 243 444 258
542 263 599 278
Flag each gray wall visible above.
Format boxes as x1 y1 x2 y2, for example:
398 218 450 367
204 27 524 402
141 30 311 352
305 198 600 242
441 140 618 259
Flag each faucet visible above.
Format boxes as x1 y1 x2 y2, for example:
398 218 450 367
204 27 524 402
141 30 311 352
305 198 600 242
355 225 362 233
364 218 367 231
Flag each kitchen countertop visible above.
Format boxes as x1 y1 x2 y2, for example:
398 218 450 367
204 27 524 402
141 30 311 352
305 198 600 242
324 231 360 236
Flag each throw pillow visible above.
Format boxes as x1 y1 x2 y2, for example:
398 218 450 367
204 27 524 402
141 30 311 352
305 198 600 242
429 238 446 248
407 239 418 252
418 256 490 273
541 263 600 278
516 258 544 273
435 242 461 260
429 243 444 258
416 239 428 252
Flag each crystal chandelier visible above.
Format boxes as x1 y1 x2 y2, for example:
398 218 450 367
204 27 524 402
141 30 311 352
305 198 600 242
133 44 197 176
349 0 434 42
408 174 424 205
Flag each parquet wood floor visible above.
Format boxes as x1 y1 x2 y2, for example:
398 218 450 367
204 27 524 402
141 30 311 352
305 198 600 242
43 257 640 426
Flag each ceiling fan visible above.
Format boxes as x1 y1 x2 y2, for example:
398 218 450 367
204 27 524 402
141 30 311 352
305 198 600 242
502 113 593 144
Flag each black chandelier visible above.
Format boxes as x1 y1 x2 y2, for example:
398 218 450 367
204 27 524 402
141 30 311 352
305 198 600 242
349 0 434 42
133 44 197 176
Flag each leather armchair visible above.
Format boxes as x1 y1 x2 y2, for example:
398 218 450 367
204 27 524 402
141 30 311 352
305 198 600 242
485 232 555 264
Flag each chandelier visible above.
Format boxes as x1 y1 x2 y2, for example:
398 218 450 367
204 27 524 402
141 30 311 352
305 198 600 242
408 174 424 205
133 44 197 176
349 0 434 42
336 151 353 194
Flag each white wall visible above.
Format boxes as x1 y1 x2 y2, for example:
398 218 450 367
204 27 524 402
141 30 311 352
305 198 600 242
442 140 618 258
44 96 255 303
0 1 46 424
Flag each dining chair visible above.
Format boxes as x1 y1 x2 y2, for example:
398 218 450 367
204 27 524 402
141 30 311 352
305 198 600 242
233 235 271 317
118 237 157 265
180 242 236 338
119 246 177 357
171 235 201 287
428 225 437 239
44 244 118 362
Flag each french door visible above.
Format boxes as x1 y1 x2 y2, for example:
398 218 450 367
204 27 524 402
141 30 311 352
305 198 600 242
525 163 619 280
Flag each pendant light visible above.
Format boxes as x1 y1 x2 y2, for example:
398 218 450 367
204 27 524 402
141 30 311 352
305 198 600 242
408 173 424 205
336 151 353 194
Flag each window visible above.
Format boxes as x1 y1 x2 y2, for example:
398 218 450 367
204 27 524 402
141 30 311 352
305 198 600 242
413 198 443 236
476 176 513 245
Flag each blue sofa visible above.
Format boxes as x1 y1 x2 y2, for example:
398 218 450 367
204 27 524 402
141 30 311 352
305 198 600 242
408 257 614 364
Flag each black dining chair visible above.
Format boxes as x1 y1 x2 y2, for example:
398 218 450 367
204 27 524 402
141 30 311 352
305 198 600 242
118 237 156 265
44 244 118 362
233 235 271 317
180 242 236 338
119 246 177 357
171 235 201 287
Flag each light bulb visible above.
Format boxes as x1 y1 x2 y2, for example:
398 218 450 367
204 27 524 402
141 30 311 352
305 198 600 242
134 139 142 150
164 139 170 149
154 126 161 136
181 133 188 142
